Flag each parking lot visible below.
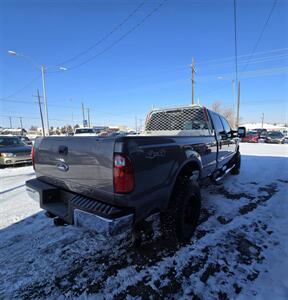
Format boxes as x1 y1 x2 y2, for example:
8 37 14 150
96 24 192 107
0 143 287 299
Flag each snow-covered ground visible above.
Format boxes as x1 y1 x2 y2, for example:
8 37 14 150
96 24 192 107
0 143 287 299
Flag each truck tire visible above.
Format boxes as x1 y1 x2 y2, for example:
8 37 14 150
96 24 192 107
231 151 241 175
161 179 201 244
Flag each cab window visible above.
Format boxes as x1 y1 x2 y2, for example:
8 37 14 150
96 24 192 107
220 117 232 135
209 112 224 134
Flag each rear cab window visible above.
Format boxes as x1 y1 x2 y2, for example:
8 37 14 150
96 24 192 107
145 106 213 136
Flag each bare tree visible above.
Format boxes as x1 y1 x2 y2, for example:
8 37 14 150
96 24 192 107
223 107 234 127
29 125 38 131
211 101 222 114
211 101 235 128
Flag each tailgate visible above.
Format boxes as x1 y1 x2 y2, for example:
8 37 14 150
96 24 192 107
34 136 115 200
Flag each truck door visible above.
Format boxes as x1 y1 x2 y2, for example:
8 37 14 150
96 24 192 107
209 111 230 169
219 116 237 165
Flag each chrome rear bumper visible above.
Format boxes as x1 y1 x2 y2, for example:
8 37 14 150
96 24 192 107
26 178 134 236
74 209 133 236
26 186 40 202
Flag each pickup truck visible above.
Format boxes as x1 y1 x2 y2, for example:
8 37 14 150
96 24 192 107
74 127 98 136
26 105 245 245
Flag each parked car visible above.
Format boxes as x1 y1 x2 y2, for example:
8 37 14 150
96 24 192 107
17 135 33 145
254 128 268 136
241 128 267 143
265 131 285 144
241 130 259 143
26 105 245 245
106 131 128 138
74 128 98 136
0 135 32 166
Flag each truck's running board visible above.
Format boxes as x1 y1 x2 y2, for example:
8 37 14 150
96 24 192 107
214 164 235 182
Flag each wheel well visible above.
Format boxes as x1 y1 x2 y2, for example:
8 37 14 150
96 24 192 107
176 161 201 183
180 161 200 176
167 161 201 209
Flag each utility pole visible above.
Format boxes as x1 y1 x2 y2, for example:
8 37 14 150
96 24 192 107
135 116 138 133
69 98 74 127
231 80 235 128
19 117 23 129
191 58 196 105
41 65 49 135
9 116 12 128
72 112 74 127
87 108 91 127
37 89 45 136
236 81 241 128
261 113 264 129
82 102 86 127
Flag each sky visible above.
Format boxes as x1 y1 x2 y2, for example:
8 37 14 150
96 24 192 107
0 0 287 130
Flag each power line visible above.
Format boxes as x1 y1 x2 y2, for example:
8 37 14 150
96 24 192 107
0 114 73 122
1 66 287 109
56 0 148 66
0 75 41 100
241 0 279 74
197 47 288 65
199 66 288 81
199 53 288 69
65 0 169 71
0 97 144 117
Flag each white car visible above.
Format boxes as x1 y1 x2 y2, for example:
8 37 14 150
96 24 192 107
74 128 98 136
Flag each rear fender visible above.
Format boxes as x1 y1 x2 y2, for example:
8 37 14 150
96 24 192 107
174 151 203 184
162 151 203 210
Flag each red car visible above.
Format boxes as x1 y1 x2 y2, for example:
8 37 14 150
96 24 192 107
241 131 259 143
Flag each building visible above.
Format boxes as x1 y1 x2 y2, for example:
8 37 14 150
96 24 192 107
0 128 27 136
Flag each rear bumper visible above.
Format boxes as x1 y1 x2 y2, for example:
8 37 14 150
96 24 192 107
26 178 134 236
74 210 133 236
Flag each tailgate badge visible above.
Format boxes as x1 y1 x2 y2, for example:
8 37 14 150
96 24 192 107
56 161 69 172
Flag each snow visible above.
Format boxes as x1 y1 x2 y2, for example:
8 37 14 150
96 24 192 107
0 144 287 299
241 122 287 131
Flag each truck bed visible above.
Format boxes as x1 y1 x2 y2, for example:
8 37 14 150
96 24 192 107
33 134 217 221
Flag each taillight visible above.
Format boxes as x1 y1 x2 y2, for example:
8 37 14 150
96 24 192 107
31 146 35 170
113 154 134 193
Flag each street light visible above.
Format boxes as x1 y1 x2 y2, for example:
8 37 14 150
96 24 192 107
217 76 236 128
8 50 67 135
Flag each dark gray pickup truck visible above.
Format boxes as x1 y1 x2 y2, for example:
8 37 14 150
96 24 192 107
26 105 245 244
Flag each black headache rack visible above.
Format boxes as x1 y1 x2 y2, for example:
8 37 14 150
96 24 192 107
25 178 133 224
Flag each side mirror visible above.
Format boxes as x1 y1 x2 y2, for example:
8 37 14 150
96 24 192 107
219 130 228 140
238 126 246 138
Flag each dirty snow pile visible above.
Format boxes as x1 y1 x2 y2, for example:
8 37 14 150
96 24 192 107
0 143 287 299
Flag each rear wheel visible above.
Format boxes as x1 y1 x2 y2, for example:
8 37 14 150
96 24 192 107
161 179 201 244
231 150 241 175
